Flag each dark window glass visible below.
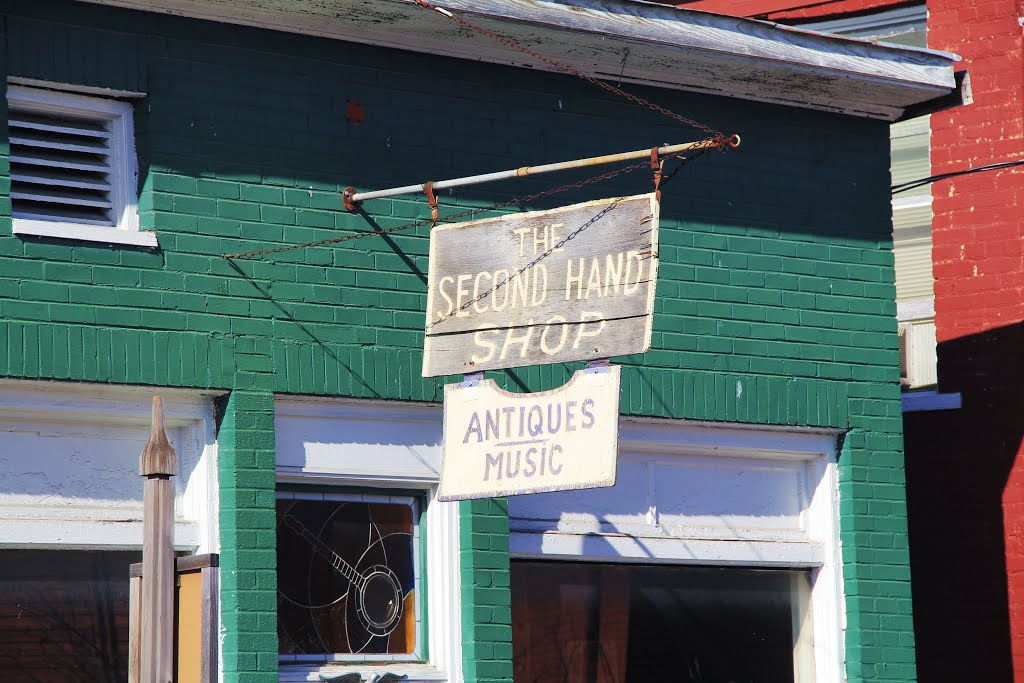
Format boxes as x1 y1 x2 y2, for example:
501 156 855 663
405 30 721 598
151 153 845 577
512 561 809 683
0 550 141 683
277 497 417 657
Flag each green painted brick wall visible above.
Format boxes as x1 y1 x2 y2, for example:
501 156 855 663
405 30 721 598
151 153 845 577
0 1 913 680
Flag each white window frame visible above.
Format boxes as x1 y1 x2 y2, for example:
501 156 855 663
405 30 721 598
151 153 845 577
275 397 462 683
7 83 155 247
509 417 845 683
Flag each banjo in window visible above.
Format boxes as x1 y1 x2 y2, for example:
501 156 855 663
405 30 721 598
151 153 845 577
277 496 418 656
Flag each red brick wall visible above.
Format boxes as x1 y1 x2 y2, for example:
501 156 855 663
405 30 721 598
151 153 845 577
930 0 1024 340
927 0 1024 677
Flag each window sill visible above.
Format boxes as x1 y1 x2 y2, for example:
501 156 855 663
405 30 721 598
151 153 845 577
279 662 450 683
901 390 962 412
13 220 158 248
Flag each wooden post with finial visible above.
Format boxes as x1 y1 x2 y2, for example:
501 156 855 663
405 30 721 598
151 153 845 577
140 396 178 683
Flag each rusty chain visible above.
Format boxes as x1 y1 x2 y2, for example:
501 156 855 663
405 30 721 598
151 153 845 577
223 3 733 261
412 0 731 147
426 149 707 330
223 151 692 260
425 197 625 331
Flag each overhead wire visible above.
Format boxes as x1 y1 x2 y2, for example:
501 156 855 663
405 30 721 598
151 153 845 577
891 158 1024 195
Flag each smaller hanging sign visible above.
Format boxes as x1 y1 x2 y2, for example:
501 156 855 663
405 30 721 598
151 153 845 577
437 365 620 501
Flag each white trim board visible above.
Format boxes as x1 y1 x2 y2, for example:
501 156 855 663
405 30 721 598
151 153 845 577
12 220 159 246
897 297 935 321
802 5 928 39
77 0 960 120
7 76 148 99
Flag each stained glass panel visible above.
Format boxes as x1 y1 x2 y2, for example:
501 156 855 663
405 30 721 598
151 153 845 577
277 495 418 658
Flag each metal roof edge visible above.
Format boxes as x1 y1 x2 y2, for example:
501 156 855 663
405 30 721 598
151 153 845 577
73 0 963 119
444 0 956 84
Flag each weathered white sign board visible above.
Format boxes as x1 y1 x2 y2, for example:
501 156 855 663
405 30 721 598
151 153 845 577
437 365 620 501
423 194 659 377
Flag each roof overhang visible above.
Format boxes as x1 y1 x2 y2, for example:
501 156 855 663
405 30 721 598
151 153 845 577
75 0 964 121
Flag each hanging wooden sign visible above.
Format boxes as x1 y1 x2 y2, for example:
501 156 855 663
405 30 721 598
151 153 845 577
422 194 659 377
437 365 620 501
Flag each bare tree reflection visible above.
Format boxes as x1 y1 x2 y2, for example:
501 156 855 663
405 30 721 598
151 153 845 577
0 551 140 683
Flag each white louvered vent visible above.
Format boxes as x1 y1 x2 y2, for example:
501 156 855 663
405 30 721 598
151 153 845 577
9 108 115 225
6 84 144 244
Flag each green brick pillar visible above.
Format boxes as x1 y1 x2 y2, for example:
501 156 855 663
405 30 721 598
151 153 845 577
839 411 916 682
217 390 278 683
460 498 514 683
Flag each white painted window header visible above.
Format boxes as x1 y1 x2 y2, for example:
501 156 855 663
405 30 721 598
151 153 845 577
7 82 155 247
511 418 840 565
275 397 443 487
0 380 220 552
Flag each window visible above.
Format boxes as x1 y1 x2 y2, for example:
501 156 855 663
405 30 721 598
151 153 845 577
512 562 813 683
509 420 843 682
803 6 938 390
0 384 218 679
6 83 153 247
0 549 142 683
277 491 422 662
275 398 462 683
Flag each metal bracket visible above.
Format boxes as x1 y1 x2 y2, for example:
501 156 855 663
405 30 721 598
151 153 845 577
462 371 484 386
342 186 359 212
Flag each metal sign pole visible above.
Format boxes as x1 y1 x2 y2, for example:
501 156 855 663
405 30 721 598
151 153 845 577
343 135 738 208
